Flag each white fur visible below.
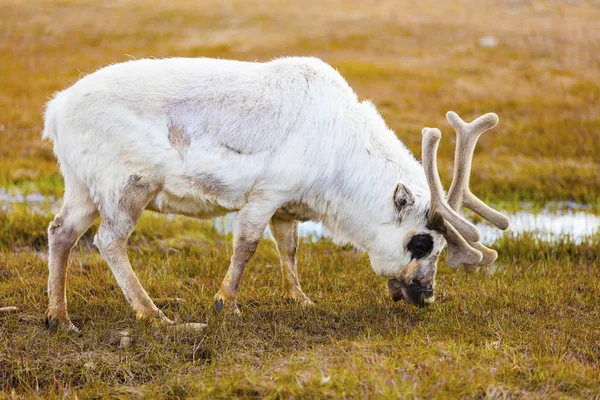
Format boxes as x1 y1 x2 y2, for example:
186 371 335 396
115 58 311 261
43 56 444 279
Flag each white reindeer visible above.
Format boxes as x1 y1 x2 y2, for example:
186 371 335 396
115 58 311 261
43 57 509 333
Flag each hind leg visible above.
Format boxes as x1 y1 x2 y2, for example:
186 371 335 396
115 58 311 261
214 197 279 314
46 187 97 333
93 176 173 325
269 217 313 306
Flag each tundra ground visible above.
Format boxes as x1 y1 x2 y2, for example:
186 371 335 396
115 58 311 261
0 0 599 398
1 207 599 398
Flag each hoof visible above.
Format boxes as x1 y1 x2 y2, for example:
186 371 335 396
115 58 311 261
156 309 175 325
214 298 240 315
136 308 174 326
45 316 80 334
285 291 315 307
297 297 315 308
215 299 223 313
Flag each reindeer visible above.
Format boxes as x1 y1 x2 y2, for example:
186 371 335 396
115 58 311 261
42 57 509 333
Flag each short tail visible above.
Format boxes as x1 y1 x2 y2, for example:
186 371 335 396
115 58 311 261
42 92 67 142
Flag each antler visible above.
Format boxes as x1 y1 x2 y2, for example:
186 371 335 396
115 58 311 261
421 112 510 272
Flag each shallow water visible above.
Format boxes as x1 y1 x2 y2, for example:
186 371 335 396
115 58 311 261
214 214 325 240
1 189 598 243
0 190 57 208
476 210 599 244
215 209 600 244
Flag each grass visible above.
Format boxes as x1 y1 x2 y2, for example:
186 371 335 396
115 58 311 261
1 0 599 397
0 207 599 398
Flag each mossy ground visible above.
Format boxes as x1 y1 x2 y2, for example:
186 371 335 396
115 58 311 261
1 0 599 398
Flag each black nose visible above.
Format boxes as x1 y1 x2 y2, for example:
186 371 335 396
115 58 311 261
403 281 434 308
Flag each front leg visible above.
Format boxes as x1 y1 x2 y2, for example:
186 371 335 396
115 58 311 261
215 198 278 314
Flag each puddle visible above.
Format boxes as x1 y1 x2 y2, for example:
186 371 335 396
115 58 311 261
0 191 55 204
215 209 600 244
1 189 598 243
0 190 58 213
214 214 325 241
476 210 599 244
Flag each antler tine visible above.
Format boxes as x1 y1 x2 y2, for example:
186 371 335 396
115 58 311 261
422 128 483 267
444 111 509 271
446 111 510 231
465 241 498 271
421 128 481 244
443 221 483 268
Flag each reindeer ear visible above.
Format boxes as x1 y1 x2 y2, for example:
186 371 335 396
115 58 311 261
394 183 415 217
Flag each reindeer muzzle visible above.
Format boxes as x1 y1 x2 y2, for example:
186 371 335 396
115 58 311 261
388 279 435 308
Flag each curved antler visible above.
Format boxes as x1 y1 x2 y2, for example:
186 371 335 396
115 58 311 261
421 112 510 272
422 127 482 267
446 111 510 230
421 128 481 243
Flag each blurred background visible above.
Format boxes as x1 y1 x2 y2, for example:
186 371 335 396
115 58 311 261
1 0 598 206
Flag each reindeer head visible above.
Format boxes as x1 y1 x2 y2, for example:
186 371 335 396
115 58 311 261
385 111 510 307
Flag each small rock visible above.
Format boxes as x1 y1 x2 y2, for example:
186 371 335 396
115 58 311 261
0 306 19 314
114 329 132 348
479 35 498 48
120 335 133 349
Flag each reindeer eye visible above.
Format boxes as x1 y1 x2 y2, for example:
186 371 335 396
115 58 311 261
407 234 433 259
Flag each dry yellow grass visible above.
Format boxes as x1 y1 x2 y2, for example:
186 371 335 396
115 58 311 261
0 0 599 203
